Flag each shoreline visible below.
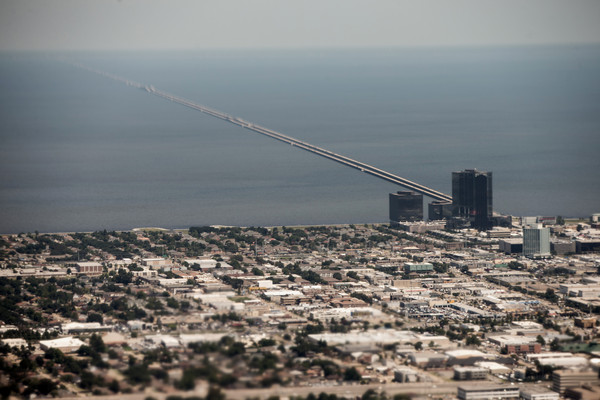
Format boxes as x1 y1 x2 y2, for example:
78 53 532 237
0 222 382 237
1 217 591 237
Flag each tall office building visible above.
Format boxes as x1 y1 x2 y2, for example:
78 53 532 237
429 200 452 221
452 169 493 230
523 223 551 258
389 191 423 224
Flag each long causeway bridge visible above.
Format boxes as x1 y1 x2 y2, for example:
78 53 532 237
72 62 452 203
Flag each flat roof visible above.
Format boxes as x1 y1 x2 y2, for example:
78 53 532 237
458 385 519 391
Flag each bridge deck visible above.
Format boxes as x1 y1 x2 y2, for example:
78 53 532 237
71 61 452 203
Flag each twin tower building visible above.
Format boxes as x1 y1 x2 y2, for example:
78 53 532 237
389 169 493 230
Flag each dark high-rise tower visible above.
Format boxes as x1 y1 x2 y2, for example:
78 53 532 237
428 200 452 221
389 191 423 224
452 169 493 230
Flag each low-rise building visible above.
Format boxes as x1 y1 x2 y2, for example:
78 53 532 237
564 385 600 400
499 239 523 255
552 369 599 394
39 337 86 353
394 368 420 383
404 262 434 274
519 388 559 400
62 322 113 334
76 261 103 275
408 351 449 369
1 338 27 348
143 257 172 269
551 240 576 255
453 366 487 380
574 317 596 329
488 335 541 354
457 385 519 400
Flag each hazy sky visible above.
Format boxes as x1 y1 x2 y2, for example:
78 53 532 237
1 0 599 51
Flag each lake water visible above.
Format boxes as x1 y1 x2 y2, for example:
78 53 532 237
1 46 599 233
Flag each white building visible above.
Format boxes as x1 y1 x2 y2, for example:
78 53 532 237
189 292 244 312
132 267 157 278
39 337 86 353
145 334 180 348
520 388 559 400
457 385 519 400
157 278 189 287
523 223 550 258
142 257 172 269
62 322 113 334
179 333 227 346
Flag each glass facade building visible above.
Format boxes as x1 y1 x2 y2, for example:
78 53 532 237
389 191 423 223
452 169 493 230
429 200 453 221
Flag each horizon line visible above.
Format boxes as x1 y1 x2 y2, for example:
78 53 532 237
2 41 600 54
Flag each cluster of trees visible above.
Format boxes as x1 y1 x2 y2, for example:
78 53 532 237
0 335 119 398
124 360 169 388
85 296 147 322
176 358 237 390
350 292 373 305
542 267 573 276
282 263 327 285
77 334 109 369
0 344 52 397
0 276 89 327
329 318 352 333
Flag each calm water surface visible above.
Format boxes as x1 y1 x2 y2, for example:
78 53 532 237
0 46 599 233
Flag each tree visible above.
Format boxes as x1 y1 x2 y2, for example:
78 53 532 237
90 333 107 353
29 378 57 396
258 338 276 347
114 268 133 285
224 342 246 357
166 297 179 309
414 341 423 351
206 386 225 400
536 335 546 346
465 335 481 346
544 289 559 303
361 389 378 400
176 368 197 390
347 271 359 280
79 370 104 390
146 297 164 310
77 345 93 357
108 380 120 393
249 352 279 372
351 292 373 305
87 312 103 324
124 363 151 385
344 367 362 381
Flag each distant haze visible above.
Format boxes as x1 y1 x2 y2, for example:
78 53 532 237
1 0 600 51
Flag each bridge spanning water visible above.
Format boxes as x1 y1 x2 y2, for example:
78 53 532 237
72 62 452 203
